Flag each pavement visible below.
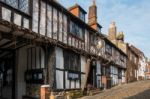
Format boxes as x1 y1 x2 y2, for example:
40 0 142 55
81 80 150 99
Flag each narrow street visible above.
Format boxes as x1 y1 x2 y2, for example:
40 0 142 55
81 80 150 99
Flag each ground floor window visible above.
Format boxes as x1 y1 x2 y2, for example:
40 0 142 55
25 47 45 84
63 50 80 72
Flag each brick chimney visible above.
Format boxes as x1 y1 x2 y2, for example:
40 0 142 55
88 0 97 25
108 22 117 40
88 0 102 32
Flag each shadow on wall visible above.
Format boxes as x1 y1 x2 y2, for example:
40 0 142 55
126 89 150 99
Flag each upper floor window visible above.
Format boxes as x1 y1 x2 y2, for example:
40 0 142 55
120 55 124 62
1 0 29 14
70 21 84 39
105 44 112 55
79 11 85 21
90 34 96 45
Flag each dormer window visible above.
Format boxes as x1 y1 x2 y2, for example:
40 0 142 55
79 11 85 21
68 4 87 22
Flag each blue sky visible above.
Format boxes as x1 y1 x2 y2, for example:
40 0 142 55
58 0 150 59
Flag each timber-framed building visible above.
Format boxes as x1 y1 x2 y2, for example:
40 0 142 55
0 0 127 99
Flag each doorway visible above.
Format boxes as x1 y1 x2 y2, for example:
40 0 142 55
87 60 97 88
0 49 15 99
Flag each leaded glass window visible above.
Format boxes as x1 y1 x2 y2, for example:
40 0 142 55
19 0 29 14
64 50 80 71
6 0 18 9
2 0 29 14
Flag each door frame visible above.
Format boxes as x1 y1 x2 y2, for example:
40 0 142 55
0 49 16 99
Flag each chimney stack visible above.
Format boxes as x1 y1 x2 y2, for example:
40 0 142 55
108 22 117 40
88 0 97 25
88 0 102 32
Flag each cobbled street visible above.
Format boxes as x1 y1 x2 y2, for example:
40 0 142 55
81 80 150 99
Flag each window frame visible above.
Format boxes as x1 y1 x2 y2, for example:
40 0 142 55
1 0 30 14
63 50 80 72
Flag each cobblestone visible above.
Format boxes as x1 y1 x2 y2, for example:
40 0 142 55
81 80 150 99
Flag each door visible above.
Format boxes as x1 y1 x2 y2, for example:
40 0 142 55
0 49 15 99
87 61 97 88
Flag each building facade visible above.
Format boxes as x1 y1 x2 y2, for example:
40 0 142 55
107 22 141 83
145 62 150 79
0 0 127 99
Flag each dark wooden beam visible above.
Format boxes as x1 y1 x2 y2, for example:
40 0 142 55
0 2 2 20
0 40 12 48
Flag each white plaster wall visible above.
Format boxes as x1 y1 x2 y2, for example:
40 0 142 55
32 0 39 33
81 74 85 89
2 7 11 22
76 80 80 88
47 4 52 38
56 47 64 69
40 1 46 36
96 61 101 75
81 56 86 73
16 47 27 99
14 13 21 26
56 70 64 89
65 71 70 89
138 57 146 78
71 80 75 89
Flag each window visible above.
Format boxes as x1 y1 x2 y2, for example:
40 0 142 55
6 0 18 8
105 44 112 55
27 47 45 70
70 21 84 39
120 55 124 62
2 0 29 14
64 50 80 71
79 11 85 21
90 34 96 45
19 0 29 13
